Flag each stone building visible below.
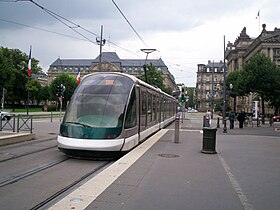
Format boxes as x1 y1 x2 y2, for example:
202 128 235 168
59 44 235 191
47 52 177 91
195 60 225 112
226 24 280 114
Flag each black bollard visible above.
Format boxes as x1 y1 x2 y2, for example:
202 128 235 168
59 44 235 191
217 117 220 128
174 113 180 143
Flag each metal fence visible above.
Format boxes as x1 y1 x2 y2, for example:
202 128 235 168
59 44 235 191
0 114 33 133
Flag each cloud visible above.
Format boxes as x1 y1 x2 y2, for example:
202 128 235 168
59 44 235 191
0 0 279 86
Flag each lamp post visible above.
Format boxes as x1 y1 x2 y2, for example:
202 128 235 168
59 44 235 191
222 35 227 133
229 83 233 112
211 60 214 119
141 49 156 83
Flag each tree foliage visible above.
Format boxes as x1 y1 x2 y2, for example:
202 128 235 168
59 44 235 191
139 63 172 95
49 73 78 108
0 46 42 105
228 53 280 115
243 53 278 96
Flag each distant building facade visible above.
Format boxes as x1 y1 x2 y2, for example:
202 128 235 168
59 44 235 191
226 24 280 114
195 60 225 112
47 52 177 91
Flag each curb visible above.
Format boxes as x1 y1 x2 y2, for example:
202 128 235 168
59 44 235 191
0 132 35 146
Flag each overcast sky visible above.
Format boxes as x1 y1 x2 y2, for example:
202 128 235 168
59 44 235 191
0 0 279 86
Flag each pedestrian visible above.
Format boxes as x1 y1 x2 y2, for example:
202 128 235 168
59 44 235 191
229 110 235 129
205 109 212 126
237 109 246 128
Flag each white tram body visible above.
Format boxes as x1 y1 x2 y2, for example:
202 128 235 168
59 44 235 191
57 72 176 158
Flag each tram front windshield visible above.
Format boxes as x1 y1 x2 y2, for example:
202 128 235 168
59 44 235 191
63 74 133 129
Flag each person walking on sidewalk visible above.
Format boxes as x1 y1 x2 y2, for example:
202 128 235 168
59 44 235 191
237 109 246 128
229 111 235 129
205 109 212 127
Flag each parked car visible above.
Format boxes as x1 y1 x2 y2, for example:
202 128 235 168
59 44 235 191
0 111 12 120
272 115 280 122
188 108 198 113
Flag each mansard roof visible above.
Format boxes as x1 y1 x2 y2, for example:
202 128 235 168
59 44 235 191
51 58 93 66
50 52 167 68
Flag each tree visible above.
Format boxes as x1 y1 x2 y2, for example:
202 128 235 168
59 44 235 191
50 73 78 109
226 70 248 113
0 46 42 106
26 79 41 104
38 85 51 105
139 63 172 94
243 53 280 117
186 87 195 108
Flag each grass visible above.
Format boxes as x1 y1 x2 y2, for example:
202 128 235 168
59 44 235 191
12 107 45 112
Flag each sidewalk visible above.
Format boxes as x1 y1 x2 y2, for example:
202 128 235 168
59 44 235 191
50 117 280 210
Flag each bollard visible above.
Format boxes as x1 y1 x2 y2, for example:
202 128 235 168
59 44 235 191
174 114 180 143
203 116 206 127
217 117 220 128
201 127 217 154
51 111 53 122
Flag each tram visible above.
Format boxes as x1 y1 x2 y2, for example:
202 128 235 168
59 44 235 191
57 72 177 158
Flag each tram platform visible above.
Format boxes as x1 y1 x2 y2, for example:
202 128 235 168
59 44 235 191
50 117 280 210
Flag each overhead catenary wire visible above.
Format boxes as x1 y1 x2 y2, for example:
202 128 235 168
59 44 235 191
10 0 144 58
0 18 87 41
28 0 98 45
3 0 164 66
111 0 148 48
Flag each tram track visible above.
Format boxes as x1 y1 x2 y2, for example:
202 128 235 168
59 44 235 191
0 138 116 210
0 145 57 163
0 137 57 162
0 156 69 188
31 160 112 210
0 136 57 151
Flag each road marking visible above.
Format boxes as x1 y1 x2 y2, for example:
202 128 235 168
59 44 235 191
218 154 253 210
48 129 169 210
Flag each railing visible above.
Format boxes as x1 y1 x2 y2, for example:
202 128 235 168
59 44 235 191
0 114 33 133
0 114 16 132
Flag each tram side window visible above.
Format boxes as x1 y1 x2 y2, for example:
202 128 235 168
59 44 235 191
161 98 165 121
141 91 147 128
124 87 137 129
153 95 157 122
157 96 161 122
147 92 152 123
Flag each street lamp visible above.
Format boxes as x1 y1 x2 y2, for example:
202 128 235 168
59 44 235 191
141 49 156 82
222 36 227 133
211 60 214 119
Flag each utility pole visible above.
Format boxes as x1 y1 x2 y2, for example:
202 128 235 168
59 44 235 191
140 49 156 83
96 25 106 72
222 36 227 133
211 60 214 119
